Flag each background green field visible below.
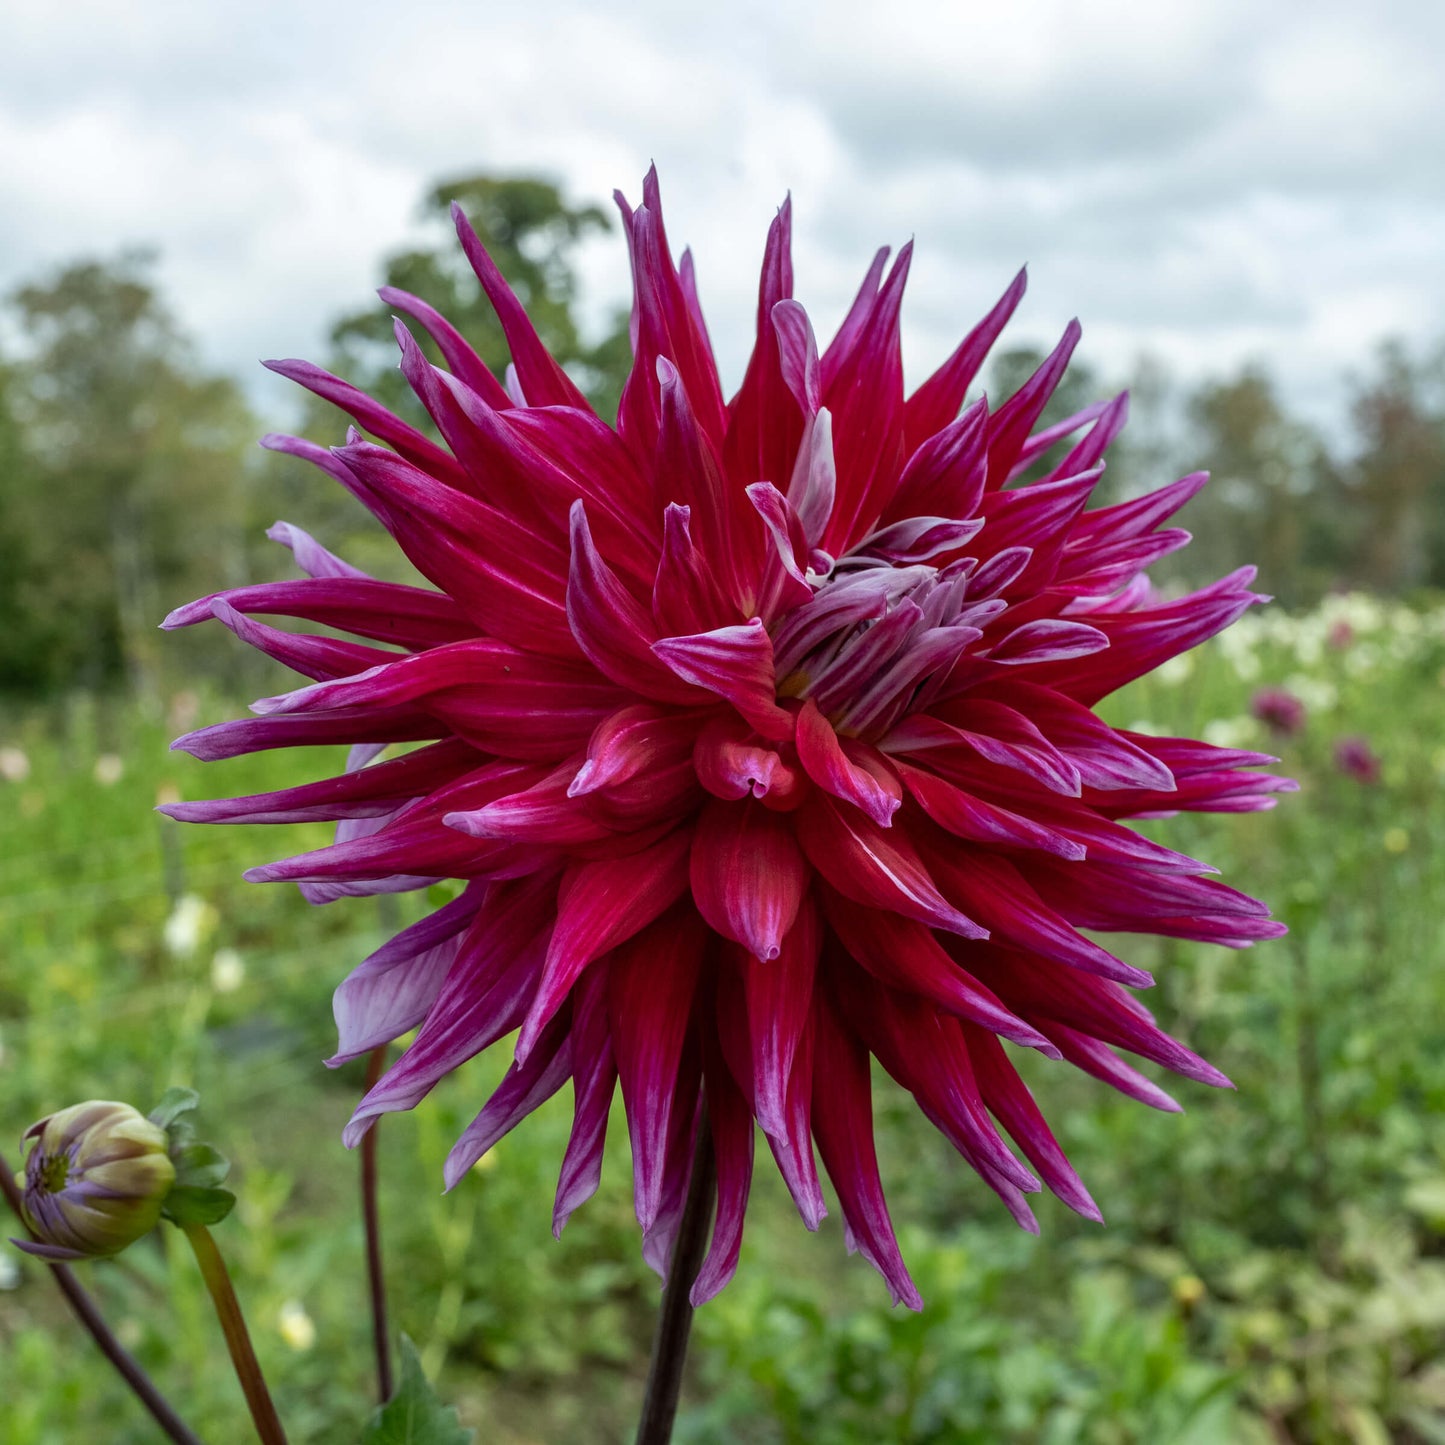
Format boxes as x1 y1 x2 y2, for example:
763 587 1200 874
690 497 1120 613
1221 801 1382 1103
3 592 1443 1444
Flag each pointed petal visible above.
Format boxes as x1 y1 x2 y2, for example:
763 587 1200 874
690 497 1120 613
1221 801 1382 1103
516 828 693 1061
653 619 793 740
690 798 809 961
811 994 922 1309
553 967 617 1235
795 698 901 827
608 907 705 1230
795 794 987 940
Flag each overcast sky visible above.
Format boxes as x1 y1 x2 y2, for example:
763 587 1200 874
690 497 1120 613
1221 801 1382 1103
2 0 1442 434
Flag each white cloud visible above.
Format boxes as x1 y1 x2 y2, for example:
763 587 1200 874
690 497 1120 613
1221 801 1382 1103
0 0 1440 434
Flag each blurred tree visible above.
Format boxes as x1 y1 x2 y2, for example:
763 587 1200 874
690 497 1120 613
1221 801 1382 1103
326 174 632 426
2 253 255 696
1345 340 1445 592
1177 366 1338 605
0 358 54 691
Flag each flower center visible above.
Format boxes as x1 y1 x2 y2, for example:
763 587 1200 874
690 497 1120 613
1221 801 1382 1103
39 1151 70 1195
771 559 1006 739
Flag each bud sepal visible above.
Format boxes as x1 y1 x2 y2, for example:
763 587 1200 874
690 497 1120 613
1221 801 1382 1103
149 1088 236 1227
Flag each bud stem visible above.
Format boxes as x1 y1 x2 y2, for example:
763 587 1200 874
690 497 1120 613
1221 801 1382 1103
634 1110 715 1445
0 1147 202 1445
181 1221 288 1445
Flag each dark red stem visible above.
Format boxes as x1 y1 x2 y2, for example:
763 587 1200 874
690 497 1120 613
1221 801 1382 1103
361 1044 394 1403
634 1112 716 1445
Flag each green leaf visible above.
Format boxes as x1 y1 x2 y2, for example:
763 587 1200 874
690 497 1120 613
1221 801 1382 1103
148 1087 200 1131
161 1186 236 1226
171 1142 231 1192
362 1336 472 1445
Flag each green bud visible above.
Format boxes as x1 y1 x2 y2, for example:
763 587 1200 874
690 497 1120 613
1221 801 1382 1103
14 1101 175 1261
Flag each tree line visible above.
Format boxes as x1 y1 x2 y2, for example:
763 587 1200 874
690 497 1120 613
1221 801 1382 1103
1 173 1442 698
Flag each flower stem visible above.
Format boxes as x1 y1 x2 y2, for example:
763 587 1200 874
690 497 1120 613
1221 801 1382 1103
634 1113 716 1445
180 1221 288 1445
362 1043 393 1403
0 1148 202 1445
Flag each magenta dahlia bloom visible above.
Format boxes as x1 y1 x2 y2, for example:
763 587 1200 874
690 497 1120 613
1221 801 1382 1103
1334 735 1382 785
1250 687 1306 737
164 171 1290 1308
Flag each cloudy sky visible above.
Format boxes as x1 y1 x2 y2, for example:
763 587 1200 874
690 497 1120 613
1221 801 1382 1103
2 0 1442 432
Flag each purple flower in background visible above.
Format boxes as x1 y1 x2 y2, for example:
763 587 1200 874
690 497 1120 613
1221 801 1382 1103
1335 736 1382 785
163 170 1289 1306
1250 687 1306 737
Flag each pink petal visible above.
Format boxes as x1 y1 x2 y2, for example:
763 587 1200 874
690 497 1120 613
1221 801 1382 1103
895 761 1088 861
608 907 705 1230
966 1025 1102 1221
451 202 590 410
553 967 617 1235
795 698 901 827
903 266 1026 448
924 847 1154 989
329 883 486 1062
653 619 794 741
378 284 512 409
567 501 700 702
516 827 693 1061
266 520 370 580
444 1010 575 1186
795 795 988 940
822 889 1054 1052
810 994 922 1310
344 876 555 1140
690 798 810 962
691 1033 755 1305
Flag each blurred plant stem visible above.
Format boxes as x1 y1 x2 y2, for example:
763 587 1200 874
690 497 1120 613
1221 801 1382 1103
0 1147 202 1445
362 1043 393 1404
1289 931 1331 1231
635 1112 716 1445
180 1220 288 1445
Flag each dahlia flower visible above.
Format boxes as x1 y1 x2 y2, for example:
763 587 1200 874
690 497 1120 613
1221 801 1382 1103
164 171 1289 1308
1335 736 1381 785
1250 687 1306 737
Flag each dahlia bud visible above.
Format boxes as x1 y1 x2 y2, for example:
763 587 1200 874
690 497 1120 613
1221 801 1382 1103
15 1101 175 1260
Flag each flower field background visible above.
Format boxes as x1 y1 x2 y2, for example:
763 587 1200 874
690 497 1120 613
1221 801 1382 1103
3 590 1444 1444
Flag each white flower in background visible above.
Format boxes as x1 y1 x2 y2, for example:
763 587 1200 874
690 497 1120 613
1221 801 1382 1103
210 949 246 994
1203 717 1257 749
1156 654 1194 686
1284 674 1338 713
1292 624 1324 668
163 894 218 959
0 747 31 783
0 1252 20 1291
92 754 124 787
277 1299 316 1352
1345 644 1380 677
1215 619 1261 679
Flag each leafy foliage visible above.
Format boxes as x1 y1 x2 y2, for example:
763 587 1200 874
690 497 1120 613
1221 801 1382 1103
1 254 256 694
150 1088 237 1228
362 1337 472 1445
